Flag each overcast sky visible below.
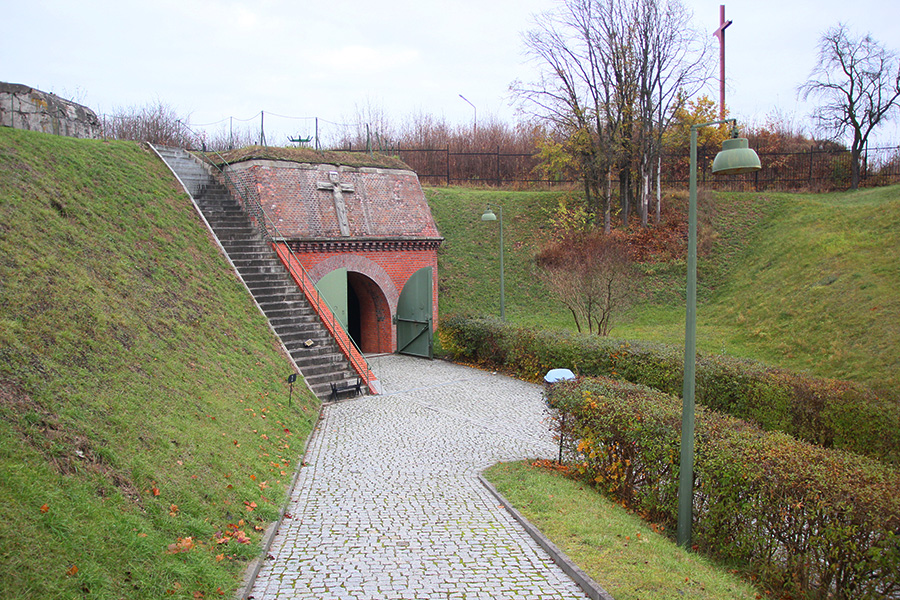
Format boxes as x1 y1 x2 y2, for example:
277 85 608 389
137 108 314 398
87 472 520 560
3 0 899 146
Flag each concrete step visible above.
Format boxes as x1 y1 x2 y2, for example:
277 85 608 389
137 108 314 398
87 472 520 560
152 143 361 401
257 299 316 315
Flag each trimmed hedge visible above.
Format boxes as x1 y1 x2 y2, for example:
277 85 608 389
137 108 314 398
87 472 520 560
438 316 900 464
548 376 900 599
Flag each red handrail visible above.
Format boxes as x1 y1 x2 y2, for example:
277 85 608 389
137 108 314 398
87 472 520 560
274 243 378 393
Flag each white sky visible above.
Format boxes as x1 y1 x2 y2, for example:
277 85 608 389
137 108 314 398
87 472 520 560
3 0 899 146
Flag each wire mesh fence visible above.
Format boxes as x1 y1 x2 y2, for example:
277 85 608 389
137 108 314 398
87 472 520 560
361 144 900 191
94 105 900 192
661 145 900 191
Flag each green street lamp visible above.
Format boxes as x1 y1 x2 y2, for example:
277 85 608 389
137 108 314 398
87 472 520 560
678 120 760 549
481 204 505 321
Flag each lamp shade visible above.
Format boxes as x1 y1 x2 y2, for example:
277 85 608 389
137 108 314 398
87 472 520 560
712 137 761 175
481 208 497 221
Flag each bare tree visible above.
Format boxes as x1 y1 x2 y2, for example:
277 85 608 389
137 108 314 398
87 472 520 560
513 0 710 229
512 0 616 222
337 97 398 151
536 232 637 335
800 24 900 190
634 0 711 226
101 100 195 147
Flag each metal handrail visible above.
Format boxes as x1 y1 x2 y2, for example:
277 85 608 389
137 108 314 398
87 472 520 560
174 123 374 390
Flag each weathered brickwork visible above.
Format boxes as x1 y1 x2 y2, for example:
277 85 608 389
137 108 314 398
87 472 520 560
224 159 442 354
224 160 441 240
291 242 440 352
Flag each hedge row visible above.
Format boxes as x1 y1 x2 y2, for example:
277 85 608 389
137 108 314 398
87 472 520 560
546 377 900 599
438 316 900 464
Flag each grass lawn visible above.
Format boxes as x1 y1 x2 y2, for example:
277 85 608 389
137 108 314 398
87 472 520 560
3 126 895 598
484 461 762 600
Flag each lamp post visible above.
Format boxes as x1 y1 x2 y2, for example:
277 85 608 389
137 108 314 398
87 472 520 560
459 94 477 136
677 119 760 549
481 204 505 320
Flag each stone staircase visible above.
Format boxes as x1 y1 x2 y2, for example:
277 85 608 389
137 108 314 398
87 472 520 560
152 145 360 400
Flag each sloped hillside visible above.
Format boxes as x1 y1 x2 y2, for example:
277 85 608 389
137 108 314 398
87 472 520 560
0 128 319 599
706 187 900 389
427 185 900 390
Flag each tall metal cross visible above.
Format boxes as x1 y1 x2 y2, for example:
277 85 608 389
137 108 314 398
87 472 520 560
316 170 354 237
713 5 733 120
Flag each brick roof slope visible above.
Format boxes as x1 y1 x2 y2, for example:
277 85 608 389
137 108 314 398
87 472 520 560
224 159 442 242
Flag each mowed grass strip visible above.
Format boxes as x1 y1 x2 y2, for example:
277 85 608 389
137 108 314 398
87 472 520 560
484 461 762 600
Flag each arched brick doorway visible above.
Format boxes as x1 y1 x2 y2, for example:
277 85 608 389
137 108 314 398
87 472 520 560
347 271 391 354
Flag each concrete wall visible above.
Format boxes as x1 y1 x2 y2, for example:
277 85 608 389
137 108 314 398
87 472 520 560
0 82 101 139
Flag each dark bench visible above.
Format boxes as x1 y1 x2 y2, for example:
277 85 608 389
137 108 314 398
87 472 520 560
330 378 362 401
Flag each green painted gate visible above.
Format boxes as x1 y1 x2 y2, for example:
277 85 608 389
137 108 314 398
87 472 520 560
396 267 433 359
317 268 348 330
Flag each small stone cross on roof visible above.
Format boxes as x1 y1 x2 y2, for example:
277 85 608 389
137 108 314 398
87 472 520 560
316 171 354 236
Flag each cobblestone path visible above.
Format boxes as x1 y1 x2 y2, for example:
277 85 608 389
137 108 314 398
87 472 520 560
249 355 589 600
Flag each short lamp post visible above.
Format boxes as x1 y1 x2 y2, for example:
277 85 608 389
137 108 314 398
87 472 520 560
678 119 761 549
481 204 505 321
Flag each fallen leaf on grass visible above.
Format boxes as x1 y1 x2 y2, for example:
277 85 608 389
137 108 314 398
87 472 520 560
166 537 196 554
40 504 49 514
235 531 251 544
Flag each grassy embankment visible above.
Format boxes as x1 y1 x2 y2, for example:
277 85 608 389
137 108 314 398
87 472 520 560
0 128 319 600
1 127 895 599
426 184 900 390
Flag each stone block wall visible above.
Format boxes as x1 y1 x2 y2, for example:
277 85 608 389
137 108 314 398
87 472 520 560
0 82 101 139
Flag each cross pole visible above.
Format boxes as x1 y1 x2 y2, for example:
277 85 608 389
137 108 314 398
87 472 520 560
713 5 733 120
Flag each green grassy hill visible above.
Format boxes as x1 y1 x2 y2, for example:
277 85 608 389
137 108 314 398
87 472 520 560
0 128 319 599
1 126 895 598
427 185 900 390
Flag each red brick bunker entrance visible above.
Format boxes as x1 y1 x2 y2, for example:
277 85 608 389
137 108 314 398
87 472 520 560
224 157 442 356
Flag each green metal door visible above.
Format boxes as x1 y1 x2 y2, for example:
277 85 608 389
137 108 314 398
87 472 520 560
396 267 433 359
317 268 348 330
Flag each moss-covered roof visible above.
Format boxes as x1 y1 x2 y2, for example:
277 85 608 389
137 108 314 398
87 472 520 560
201 145 410 171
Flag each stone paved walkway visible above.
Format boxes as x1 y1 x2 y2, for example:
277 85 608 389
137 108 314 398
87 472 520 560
249 355 589 600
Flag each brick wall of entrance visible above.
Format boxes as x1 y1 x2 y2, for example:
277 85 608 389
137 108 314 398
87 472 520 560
223 158 442 355
291 244 439 353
